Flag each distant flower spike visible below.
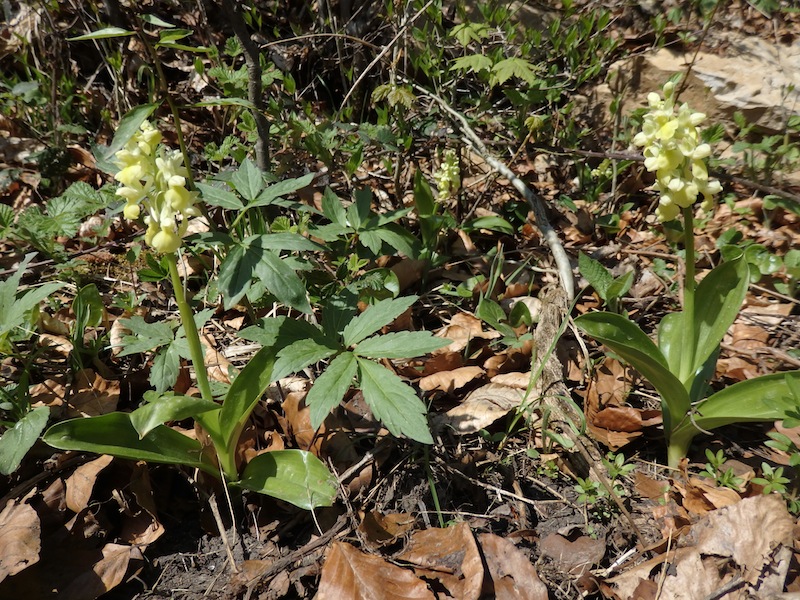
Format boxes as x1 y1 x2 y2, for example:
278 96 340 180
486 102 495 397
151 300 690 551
633 81 722 222
113 121 200 253
433 148 460 200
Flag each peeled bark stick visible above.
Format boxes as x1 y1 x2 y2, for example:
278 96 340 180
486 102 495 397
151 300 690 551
219 0 270 171
410 83 575 301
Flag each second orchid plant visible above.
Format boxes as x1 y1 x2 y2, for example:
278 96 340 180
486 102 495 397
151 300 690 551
576 80 800 468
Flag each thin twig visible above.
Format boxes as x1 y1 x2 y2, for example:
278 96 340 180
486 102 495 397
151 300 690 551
208 491 240 574
410 83 575 300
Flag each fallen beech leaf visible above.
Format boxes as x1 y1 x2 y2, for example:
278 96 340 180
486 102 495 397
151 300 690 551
433 383 527 434
67 369 120 417
57 543 141 600
38 333 73 357
358 511 415 549
202 334 233 384
418 366 484 392
435 313 499 354
478 533 548 600
65 455 114 513
490 371 531 389
540 531 606 576
0 497 40 582
593 406 643 432
397 522 484 600
316 541 434 600
634 472 670 500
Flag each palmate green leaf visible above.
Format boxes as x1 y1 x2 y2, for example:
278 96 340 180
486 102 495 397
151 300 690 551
239 315 327 348
116 316 176 356
231 158 264 202
342 295 418 347
321 187 347 226
490 57 539 86
237 449 337 509
130 393 219 439
254 248 311 313
358 230 383 255
354 331 449 359
357 358 433 444
575 312 690 432
307 352 357 429
450 53 493 76
374 223 420 258
42 412 214 474
0 406 49 475
196 182 244 210
150 343 182 393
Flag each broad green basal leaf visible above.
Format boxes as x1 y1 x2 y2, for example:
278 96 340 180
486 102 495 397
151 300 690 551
237 449 337 509
0 406 49 475
130 393 219 439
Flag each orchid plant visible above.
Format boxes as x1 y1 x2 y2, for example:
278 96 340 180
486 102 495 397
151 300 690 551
43 118 337 510
576 81 800 468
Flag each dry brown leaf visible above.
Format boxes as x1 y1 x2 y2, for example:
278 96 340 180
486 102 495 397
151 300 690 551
491 371 532 389
57 543 141 600
435 313 499 354
692 494 793 583
539 530 606 576
0 497 41 583
315 541 434 600
67 369 120 417
37 333 73 357
478 533 548 600
418 366 484 392
202 334 233 384
119 464 165 546
433 383 526 434
357 511 415 549
397 522 484 600
65 455 114 514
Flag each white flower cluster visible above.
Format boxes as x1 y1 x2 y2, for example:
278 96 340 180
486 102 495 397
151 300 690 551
433 148 460 200
114 121 200 253
633 81 722 222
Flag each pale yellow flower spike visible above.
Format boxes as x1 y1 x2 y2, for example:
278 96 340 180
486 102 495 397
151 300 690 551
634 81 722 222
113 121 199 253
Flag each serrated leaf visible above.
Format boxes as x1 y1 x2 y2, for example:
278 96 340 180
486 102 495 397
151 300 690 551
250 232 325 252
354 331 449 359
151 343 182 393
250 173 314 209
130 394 219 439
273 339 339 382
322 187 347 226
578 252 612 300
192 97 256 109
358 229 384 255
196 182 243 210
115 316 176 356
231 158 264 202
490 57 539 86
307 352 357 429
0 406 49 475
450 54 493 75
357 358 432 444
238 449 337 509
374 223 419 257
254 248 311 313
342 295 417 347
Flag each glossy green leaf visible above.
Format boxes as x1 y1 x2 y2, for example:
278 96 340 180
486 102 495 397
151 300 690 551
575 312 690 431
357 357 433 444
130 394 219 439
42 412 213 474
342 295 417 347
687 252 749 380
354 331 449 359
250 173 314 209
150 343 181 393
237 450 337 509
0 406 49 475
657 311 685 379
607 271 634 303
215 346 277 453
254 247 311 313
307 352 357 429
68 27 135 41
413 170 435 217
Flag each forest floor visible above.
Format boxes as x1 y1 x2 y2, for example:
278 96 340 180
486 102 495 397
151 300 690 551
1 1 799 599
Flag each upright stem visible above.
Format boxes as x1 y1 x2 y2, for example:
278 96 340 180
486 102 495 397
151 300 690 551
679 206 697 383
167 253 214 403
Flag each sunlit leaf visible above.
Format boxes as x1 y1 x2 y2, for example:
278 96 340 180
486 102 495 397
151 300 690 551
342 295 417 347
0 406 49 475
354 331 449 359
306 352 357 429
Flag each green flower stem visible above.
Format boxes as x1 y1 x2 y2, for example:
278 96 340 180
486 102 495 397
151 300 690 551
679 206 697 385
167 253 214 403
